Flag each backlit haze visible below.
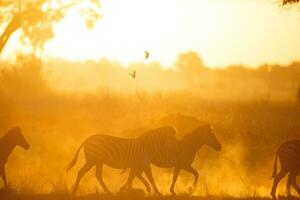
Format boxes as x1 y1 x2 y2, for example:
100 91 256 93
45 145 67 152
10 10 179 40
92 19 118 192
1 0 300 198
2 0 300 68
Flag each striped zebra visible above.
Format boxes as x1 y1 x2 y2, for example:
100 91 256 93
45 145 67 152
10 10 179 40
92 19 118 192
121 124 222 195
271 140 300 199
67 126 177 195
0 126 30 189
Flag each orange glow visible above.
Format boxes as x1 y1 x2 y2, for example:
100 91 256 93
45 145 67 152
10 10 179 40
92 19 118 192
1 1 300 199
40 0 300 67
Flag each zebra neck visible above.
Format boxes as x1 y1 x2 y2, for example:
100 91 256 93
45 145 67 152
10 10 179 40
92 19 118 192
0 135 17 161
183 139 204 155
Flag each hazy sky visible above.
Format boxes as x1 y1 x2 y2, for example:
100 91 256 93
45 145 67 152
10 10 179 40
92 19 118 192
3 0 300 68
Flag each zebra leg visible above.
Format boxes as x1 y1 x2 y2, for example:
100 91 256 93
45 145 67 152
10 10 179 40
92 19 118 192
1 165 8 189
95 163 112 194
72 162 93 195
170 167 181 195
119 181 129 192
144 167 161 196
289 172 300 197
120 169 136 192
286 173 292 197
126 170 150 192
120 169 151 193
183 166 199 194
271 170 288 199
137 174 151 193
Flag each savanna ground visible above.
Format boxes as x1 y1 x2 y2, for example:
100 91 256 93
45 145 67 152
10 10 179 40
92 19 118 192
0 189 279 200
1 56 300 199
0 190 275 200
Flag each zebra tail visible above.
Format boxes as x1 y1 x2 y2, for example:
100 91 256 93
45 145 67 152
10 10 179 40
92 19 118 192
66 142 84 171
271 149 279 179
120 168 128 175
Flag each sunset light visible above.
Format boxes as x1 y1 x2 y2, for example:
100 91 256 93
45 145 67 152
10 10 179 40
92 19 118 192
43 0 300 67
1 0 300 199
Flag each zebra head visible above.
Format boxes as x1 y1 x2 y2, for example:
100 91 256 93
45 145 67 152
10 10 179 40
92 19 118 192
9 126 30 150
194 124 222 151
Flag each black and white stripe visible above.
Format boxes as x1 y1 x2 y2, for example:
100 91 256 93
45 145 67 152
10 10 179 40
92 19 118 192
123 124 222 195
67 126 176 195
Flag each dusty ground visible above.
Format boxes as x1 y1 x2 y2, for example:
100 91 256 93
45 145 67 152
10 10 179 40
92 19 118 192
0 189 283 200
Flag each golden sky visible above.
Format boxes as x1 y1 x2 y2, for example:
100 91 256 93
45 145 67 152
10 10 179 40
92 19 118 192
3 0 300 68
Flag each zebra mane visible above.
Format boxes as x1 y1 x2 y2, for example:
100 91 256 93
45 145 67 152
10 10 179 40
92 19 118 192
142 126 177 136
182 124 212 141
139 126 177 138
0 127 20 147
1 126 22 141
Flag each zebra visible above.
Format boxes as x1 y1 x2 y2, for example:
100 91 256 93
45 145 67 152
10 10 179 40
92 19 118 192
0 126 30 189
121 124 222 195
271 140 300 199
67 126 177 195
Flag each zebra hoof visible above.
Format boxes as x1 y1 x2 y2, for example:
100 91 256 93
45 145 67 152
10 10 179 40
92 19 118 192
270 192 276 200
71 189 77 195
119 187 126 192
156 192 162 196
106 191 114 196
146 187 151 193
188 186 195 195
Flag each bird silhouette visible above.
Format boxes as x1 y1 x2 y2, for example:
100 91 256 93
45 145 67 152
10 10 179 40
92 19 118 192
145 51 149 60
129 70 136 79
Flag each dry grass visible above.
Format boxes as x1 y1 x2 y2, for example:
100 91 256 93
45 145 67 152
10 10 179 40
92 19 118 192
0 188 277 200
1 58 300 197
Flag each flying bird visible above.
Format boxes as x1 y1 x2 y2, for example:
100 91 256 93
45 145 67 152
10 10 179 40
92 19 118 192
129 70 136 79
145 51 149 60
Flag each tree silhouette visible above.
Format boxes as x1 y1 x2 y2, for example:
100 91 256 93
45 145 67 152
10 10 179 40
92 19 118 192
176 51 207 88
282 0 300 5
0 0 101 56
176 51 206 75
